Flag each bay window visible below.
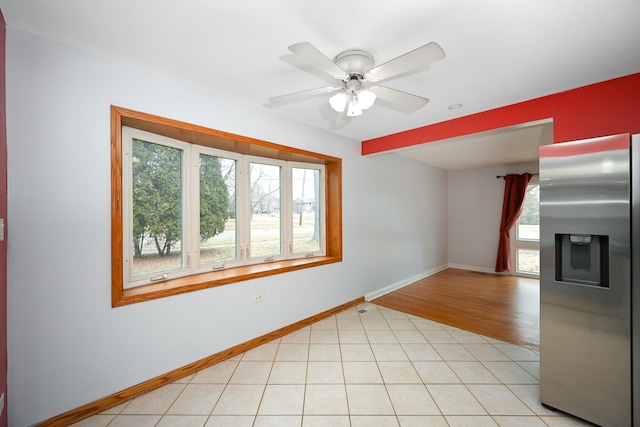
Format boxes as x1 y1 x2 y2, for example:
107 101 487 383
111 106 341 306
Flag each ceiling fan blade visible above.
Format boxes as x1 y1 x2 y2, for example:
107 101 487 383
289 42 349 80
365 42 445 82
370 85 429 112
268 86 341 105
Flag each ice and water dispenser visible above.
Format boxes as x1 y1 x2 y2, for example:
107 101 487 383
554 233 609 288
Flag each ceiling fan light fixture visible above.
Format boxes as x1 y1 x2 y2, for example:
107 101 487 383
329 91 348 112
346 95 363 117
357 88 376 110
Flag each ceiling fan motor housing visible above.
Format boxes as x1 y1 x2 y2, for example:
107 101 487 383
333 50 374 80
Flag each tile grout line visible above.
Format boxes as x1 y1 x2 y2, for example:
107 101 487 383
88 303 588 426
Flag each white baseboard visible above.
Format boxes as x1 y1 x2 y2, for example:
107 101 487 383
447 263 508 275
364 264 448 301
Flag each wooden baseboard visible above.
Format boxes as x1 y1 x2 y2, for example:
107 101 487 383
35 297 364 427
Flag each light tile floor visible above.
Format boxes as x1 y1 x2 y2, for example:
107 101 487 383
72 303 592 427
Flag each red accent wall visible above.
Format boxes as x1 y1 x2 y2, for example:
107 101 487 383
0 8 7 427
362 72 640 155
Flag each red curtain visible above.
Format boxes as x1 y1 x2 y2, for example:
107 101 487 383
495 173 532 272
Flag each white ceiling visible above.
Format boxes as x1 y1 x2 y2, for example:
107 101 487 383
394 120 553 171
1 0 639 170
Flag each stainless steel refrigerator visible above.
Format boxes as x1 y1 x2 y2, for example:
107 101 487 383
540 133 640 426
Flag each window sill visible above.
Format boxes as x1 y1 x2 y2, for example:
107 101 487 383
114 256 341 307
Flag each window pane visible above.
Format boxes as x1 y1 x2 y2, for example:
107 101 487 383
517 184 539 241
250 162 281 258
199 154 237 266
131 138 183 277
517 249 540 274
292 167 321 254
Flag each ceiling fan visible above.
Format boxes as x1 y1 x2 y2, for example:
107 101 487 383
268 41 445 119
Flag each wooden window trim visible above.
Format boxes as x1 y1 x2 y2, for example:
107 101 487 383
111 106 342 307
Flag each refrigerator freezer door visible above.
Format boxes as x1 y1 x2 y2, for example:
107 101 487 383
540 134 631 426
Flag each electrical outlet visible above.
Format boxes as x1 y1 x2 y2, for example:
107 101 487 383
252 294 264 303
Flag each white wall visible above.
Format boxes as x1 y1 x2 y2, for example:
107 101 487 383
5 28 449 426
447 161 539 272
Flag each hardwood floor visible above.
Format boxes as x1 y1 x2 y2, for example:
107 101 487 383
372 268 540 348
